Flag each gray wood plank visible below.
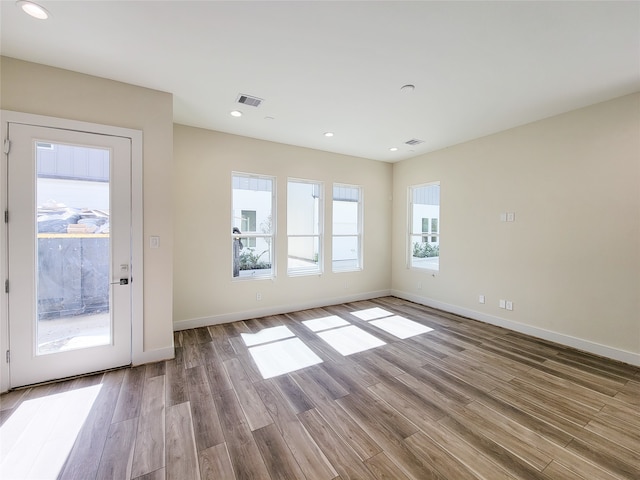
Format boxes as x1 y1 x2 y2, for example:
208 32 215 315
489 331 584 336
199 443 235 480
132 375 166 478
166 402 201 480
95 418 137 480
215 388 271 479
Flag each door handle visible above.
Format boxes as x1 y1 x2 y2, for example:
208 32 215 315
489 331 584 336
110 278 129 285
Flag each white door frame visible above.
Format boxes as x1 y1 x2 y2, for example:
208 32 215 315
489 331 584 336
0 110 144 392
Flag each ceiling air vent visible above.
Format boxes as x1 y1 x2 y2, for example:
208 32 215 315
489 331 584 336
237 94 264 107
405 138 425 146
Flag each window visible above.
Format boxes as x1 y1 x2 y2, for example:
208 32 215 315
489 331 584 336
332 184 362 272
232 173 275 278
288 179 322 275
409 182 440 270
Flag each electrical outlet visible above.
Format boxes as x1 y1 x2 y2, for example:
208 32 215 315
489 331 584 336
478 295 485 304
499 299 506 309
256 292 262 301
506 300 513 311
506 212 515 222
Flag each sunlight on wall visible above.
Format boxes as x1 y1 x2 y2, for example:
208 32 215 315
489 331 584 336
0 384 102 479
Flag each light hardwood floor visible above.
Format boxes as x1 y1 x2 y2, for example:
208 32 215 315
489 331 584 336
1 297 638 479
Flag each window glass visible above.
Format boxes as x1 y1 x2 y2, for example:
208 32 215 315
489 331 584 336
288 179 322 275
232 173 275 278
333 184 362 272
410 182 440 270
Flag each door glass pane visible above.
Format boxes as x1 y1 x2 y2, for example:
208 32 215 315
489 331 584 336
36 142 111 354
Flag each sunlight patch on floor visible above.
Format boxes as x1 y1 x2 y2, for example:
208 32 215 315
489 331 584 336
302 315 350 332
241 325 295 347
350 307 393 321
316 325 386 356
369 315 434 339
0 384 102 479
248 337 323 379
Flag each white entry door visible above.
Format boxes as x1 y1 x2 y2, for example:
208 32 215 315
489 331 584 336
7 123 132 388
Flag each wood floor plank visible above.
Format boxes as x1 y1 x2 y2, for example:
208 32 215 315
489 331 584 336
298 408 379 480
223 357 273 431
132 375 166 478
185 366 225 450
58 383 122 480
96 418 137 480
565 437 640 479
60 385 120 480
364 451 412 480
253 422 307 479
0 388 28 411
336 388 419 441
166 402 200 480
292 370 382 461
334 393 442 480
253 378 338 480
165 350 188 407
404 431 483 480
207 325 237 362
438 416 550 480
198 443 236 480
368 377 445 426
451 402 554 471
272 374 315 414
215 388 271 479
199 342 233 393
133 468 165 480
112 366 146 424
506 376 599 426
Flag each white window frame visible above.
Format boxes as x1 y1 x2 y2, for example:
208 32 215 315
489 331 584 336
232 172 276 280
287 178 323 276
408 181 440 271
332 183 363 272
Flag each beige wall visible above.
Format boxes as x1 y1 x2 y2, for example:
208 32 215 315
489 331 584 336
392 93 640 363
1 57 174 358
173 125 392 328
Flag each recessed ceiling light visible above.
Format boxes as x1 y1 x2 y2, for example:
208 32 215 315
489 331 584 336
264 116 275 120
400 84 415 92
389 147 398 152
230 110 243 117
16 1 49 20
324 132 334 137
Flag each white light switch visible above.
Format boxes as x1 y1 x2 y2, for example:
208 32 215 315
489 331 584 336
150 236 160 249
506 212 515 222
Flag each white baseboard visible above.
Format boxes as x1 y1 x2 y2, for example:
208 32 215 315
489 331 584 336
173 289 392 331
391 290 640 367
132 345 175 366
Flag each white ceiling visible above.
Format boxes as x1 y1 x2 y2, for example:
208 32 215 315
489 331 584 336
2 1 639 162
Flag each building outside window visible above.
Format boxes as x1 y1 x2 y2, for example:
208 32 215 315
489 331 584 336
288 179 322 275
241 210 257 248
409 182 440 271
232 173 275 278
332 184 362 272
